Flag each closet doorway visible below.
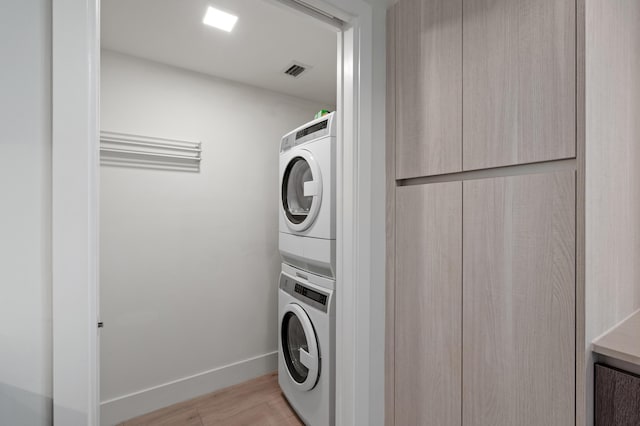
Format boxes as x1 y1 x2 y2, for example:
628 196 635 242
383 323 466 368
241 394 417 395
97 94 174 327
99 1 337 423
51 0 387 425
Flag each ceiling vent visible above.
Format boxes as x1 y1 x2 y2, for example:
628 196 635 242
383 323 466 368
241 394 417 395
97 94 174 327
283 62 310 78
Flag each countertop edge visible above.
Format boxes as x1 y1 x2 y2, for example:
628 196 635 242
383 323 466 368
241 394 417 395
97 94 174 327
592 342 640 367
592 310 640 368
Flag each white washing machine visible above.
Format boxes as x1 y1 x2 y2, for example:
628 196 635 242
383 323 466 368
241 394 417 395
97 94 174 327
278 263 335 426
279 112 336 278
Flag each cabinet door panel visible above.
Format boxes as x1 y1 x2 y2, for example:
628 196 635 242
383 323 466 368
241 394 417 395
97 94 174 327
395 182 462 425
463 171 575 426
463 0 576 170
595 364 640 426
396 0 462 179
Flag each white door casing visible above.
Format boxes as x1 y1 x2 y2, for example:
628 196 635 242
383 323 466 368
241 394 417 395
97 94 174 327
52 0 100 424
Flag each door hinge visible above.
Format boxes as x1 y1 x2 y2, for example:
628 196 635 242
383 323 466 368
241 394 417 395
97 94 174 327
97 322 104 328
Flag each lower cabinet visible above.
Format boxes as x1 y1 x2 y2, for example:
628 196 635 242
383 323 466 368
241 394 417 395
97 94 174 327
395 182 462 426
595 364 640 426
462 171 576 426
394 171 576 425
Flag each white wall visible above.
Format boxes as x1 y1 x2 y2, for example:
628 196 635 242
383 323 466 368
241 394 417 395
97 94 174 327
585 0 640 424
99 50 328 423
0 1 52 425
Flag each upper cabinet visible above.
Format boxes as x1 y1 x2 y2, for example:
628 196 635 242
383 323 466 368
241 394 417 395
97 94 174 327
463 0 576 170
394 0 576 178
395 0 462 179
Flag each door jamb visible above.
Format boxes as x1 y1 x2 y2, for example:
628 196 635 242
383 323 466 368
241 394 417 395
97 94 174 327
52 0 100 424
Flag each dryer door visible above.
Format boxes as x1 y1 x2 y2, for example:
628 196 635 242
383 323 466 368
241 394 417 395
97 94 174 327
280 303 320 391
281 150 322 232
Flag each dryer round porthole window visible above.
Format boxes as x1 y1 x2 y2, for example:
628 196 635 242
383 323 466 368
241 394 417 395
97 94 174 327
281 149 323 232
280 302 320 391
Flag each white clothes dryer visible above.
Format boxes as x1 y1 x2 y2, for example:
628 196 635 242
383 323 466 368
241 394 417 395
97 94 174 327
279 113 336 278
278 263 335 426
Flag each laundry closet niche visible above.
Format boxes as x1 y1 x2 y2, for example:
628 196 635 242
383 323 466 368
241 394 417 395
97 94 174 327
98 4 336 419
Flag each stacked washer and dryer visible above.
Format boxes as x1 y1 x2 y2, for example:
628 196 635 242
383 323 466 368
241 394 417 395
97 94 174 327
278 112 336 426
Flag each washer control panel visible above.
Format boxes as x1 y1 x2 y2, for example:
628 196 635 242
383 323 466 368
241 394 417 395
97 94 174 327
280 273 329 313
294 283 327 306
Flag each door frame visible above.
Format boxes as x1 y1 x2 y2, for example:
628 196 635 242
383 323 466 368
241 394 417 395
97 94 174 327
51 0 387 425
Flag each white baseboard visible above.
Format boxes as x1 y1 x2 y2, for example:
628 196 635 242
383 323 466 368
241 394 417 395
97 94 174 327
100 351 278 426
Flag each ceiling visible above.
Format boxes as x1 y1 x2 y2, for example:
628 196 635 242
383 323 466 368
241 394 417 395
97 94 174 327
101 0 338 105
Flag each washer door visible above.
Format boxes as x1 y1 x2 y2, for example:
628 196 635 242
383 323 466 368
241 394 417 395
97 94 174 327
281 303 320 391
281 150 322 232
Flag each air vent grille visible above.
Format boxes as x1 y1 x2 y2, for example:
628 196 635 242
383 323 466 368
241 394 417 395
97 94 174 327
284 63 307 78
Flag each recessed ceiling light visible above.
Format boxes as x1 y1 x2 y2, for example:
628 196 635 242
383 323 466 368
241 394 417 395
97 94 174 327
203 6 238 32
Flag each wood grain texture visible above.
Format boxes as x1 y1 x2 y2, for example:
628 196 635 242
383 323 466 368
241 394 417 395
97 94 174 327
123 407 203 426
584 0 640 423
462 171 575 426
463 0 576 170
395 182 462 426
395 0 462 179
595 364 640 426
119 373 303 426
385 4 397 426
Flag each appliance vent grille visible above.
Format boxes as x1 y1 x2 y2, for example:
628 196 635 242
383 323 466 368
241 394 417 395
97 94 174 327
284 63 307 77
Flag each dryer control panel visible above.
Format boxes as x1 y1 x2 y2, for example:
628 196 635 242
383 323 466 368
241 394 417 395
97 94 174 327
295 120 328 140
280 112 336 152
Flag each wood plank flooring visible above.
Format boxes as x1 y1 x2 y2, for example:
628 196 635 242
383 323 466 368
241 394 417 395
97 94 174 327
120 372 304 426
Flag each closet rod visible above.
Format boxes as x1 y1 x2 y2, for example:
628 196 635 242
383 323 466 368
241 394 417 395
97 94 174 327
101 130 199 145
100 147 200 161
101 137 202 153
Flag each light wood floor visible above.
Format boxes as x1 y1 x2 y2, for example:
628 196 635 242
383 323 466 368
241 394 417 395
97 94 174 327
120 372 304 426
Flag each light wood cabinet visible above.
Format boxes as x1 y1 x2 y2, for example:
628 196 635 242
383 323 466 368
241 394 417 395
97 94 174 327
395 0 462 179
395 182 462 425
390 172 576 425
462 171 576 426
388 0 640 424
463 0 576 170
394 0 576 177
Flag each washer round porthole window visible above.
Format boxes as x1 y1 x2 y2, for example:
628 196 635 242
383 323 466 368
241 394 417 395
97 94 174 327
280 303 320 391
281 311 309 383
